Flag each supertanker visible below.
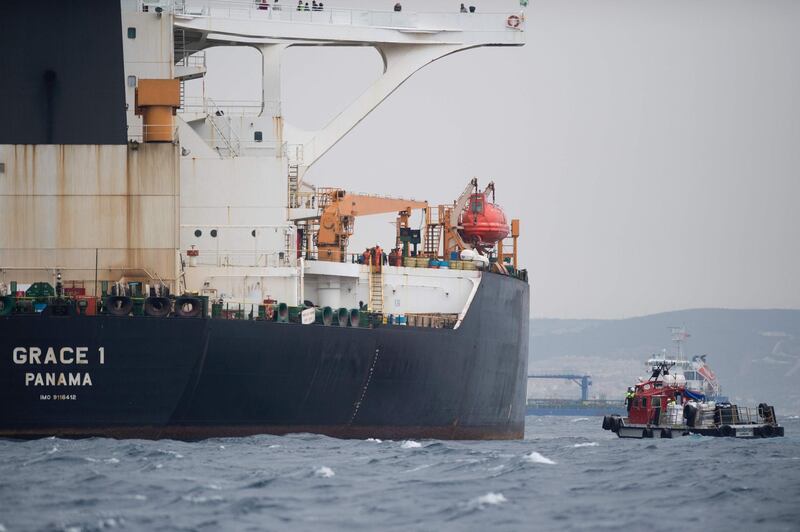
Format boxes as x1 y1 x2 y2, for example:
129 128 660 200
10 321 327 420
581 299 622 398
0 0 530 440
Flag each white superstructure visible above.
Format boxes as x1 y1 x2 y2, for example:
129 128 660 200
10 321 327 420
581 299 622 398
2 0 526 319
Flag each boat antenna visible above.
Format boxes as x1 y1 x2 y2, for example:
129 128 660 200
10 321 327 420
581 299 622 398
669 326 690 360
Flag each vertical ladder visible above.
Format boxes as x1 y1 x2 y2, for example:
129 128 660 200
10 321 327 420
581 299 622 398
424 224 441 257
288 164 300 208
368 260 384 313
423 205 444 258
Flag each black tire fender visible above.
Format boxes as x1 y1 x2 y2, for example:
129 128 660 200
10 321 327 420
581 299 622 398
144 296 172 317
105 296 133 317
175 296 203 318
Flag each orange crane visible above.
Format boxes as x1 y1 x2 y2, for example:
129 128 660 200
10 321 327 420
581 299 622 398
316 190 427 262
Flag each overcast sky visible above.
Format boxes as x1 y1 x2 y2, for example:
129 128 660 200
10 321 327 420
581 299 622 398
192 0 800 319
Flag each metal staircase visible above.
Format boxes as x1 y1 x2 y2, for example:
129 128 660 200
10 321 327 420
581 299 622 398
287 144 305 209
424 207 442 257
205 98 240 157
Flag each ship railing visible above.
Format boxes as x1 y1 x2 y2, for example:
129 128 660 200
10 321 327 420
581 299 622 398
660 404 770 427
180 97 278 117
711 405 768 426
174 49 207 68
126 124 180 142
175 1 525 34
194 137 284 155
186 249 296 268
301 251 364 264
181 224 297 268
285 143 304 164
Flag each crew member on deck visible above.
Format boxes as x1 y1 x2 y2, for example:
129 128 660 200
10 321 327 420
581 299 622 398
625 387 635 412
394 3 402 12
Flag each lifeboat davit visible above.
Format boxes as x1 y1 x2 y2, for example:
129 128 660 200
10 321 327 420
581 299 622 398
459 192 510 245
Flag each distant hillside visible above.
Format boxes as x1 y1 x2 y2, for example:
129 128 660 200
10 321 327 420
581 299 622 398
528 309 800 414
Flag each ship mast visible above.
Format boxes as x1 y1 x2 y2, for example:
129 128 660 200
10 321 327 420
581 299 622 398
669 326 690 361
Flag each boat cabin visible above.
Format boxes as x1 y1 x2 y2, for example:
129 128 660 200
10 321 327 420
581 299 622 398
628 380 686 425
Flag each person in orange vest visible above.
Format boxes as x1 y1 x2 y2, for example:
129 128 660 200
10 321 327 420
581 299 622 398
373 245 382 273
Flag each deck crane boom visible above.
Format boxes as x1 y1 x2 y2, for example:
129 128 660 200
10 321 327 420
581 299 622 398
316 190 427 262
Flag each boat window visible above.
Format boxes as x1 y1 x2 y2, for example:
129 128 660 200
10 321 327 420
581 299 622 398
194 229 202 237
471 196 484 214
127 27 136 39
653 397 661 407
641 398 647 408
254 131 263 142
210 229 218 238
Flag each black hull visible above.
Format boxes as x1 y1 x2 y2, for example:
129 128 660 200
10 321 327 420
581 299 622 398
0 273 529 440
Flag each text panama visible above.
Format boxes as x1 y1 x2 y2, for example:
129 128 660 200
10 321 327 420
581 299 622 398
12 347 105 387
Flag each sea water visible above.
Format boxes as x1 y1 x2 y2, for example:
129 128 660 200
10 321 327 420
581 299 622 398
1 416 798 531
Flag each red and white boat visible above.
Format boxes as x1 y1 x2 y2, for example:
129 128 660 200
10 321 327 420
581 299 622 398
602 361 783 439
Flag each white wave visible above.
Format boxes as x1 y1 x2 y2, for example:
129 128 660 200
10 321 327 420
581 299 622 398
366 438 383 443
314 466 335 478
0 523 6 532
573 442 599 448
64 527 82 532
571 417 590 422
182 495 224 504
523 451 556 465
155 464 163 469
104 458 120 464
404 464 432 473
401 440 422 449
85 457 99 463
48 446 58 454
130 494 147 501
268 444 281 449
467 492 507 510
219 445 226 450
97 518 120 529
206 484 222 490
157 449 183 459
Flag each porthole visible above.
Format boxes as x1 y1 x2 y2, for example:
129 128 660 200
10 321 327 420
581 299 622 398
210 229 218 238
194 229 202 237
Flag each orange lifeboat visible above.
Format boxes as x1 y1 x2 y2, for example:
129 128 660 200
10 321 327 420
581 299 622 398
459 192 510 246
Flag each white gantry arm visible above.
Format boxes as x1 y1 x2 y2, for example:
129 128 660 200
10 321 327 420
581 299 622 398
299 42 477 169
173 3 525 169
